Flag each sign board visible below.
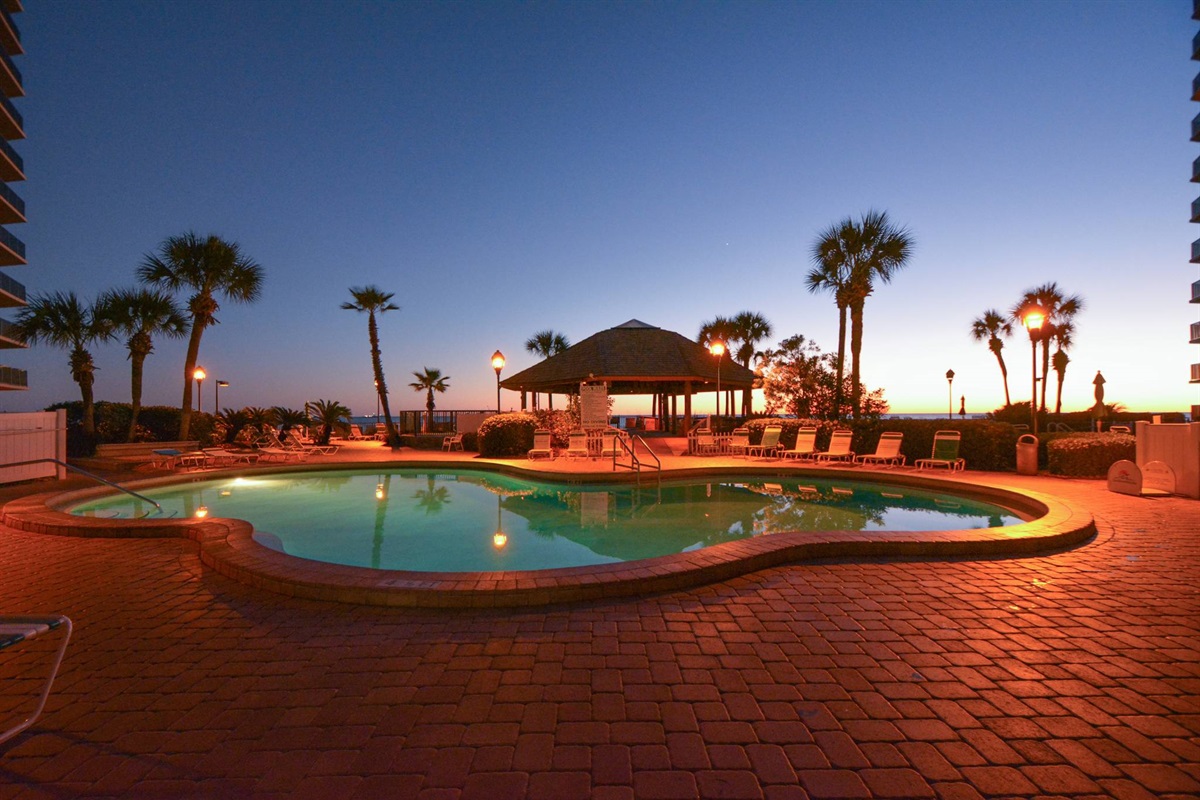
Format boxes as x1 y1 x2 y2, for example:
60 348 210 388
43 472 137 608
580 382 608 430
1142 460 1176 496
580 491 609 528
1107 460 1142 496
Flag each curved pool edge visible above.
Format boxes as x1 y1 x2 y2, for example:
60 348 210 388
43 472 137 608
2 463 1096 608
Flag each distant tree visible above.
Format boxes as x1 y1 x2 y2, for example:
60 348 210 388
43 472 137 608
811 210 912 419
214 407 253 445
731 311 773 416
1010 282 1084 411
969 309 1013 408
138 232 264 440
409 367 450 433
341 286 400 446
524 329 570 410
306 399 351 446
97 287 188 441
270 406 308 441
13 292 112 439
759 334 888 420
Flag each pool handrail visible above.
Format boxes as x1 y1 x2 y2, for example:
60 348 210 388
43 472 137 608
2 458 165 517
611 434 661 484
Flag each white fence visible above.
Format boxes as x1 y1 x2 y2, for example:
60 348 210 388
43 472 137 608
1136 421 1200 499
0 410 66 484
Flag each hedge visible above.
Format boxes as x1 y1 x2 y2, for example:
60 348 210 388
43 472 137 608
1046 432 1136 477
477 412 539 457
48 401 217 457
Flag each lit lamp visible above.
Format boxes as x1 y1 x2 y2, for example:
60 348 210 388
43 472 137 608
945 369 955 420
709 340 725 421
193 366 206 413
215 380 229 412
194 505 209 519
1022 308 1045 435
374 379 380 428
493 495 506 548
375 482 385 500
491 350 506 413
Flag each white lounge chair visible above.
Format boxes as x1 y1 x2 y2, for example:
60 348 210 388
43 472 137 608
915 430 965 471
528 430 553 460
728 428 751 457
693 430 720 456
814 429 855 463
746 426 783 458
781 427 818 460
564 431 590 460
0 615 72 745
855 432 905 468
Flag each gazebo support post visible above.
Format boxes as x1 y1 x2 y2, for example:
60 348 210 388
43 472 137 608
683 382 692 434
521 391 527 411
671 394 677 434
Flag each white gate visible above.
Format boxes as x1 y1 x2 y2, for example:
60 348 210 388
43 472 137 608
0 410 66 483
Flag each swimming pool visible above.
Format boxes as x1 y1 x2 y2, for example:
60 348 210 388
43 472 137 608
69 468 1025 572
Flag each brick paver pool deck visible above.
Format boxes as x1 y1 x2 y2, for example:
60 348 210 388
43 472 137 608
0 443 1197 799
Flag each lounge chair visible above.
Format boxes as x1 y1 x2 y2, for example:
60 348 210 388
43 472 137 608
528 430 553 460
0 615 72 745
746 426 783 458
283 431 338 455
202 447 260 467
693 430 720 456
916 430 965 471
728 428 751 457
564 431 590 460
814 429 855 463
781 427 818 460
855 432 905 468
346 424 371 441
442 433 464 451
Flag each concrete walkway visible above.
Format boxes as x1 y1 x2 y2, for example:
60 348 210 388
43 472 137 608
0 445 1197 798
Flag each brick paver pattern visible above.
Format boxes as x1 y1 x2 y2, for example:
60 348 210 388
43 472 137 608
0 471 1197 799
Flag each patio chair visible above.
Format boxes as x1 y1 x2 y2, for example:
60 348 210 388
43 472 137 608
0 615 72 745
693 430 720 456
781 427 818 460
442 433 464 452
346 424 371 441
528 430 554 460
814 429 855 463
746 426 783 458
564 431 590 460
855 431 905 468
728 428 751 457
915 430 965 471
599 430 622 458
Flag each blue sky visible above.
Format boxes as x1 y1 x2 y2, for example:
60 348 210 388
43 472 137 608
3 0 1194 418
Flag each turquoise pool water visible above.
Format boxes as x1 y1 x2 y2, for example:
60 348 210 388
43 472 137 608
69 469 1024 572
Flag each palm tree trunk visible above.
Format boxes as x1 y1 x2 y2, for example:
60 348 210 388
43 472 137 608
1039 338 1051 412
128 351 147 441
833 304 847 419
368 312 399 447
849 301 865 419
993 350 1011 407
78 375 96 438
178 321 204 440
425 391 434 433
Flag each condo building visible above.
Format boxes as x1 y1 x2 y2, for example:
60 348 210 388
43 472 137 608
0 0 23 391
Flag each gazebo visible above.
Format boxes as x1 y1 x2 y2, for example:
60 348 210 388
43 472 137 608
500 319 757 432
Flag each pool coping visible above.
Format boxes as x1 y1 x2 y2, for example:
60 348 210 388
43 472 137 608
2 461 1096 608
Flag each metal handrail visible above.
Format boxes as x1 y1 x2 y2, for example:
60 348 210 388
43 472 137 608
611 434 661 484
1 458 165 516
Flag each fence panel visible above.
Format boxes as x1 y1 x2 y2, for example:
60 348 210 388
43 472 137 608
0 410 65 483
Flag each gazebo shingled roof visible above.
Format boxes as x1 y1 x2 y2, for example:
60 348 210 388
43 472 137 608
500 319 756 396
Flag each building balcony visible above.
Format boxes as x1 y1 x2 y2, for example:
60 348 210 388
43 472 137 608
1193 363 1200 384
0 268 23 307
0 364 26 389
0 9 20 58
0 92 21 140
0 48 21 98
1 2 19 14
0 224 23 266
1195 30 1200 61
1194 72 1200 102
1191 198 1200 223
1192 322 1200 344
1194 0 1199 21
0 137 21 182
0 180 23 225
0 316 22 348
1192 240 1200 264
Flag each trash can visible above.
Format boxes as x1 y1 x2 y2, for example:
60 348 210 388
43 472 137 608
1016 434 1038 476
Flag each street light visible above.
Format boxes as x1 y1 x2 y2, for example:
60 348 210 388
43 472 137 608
215 380 228 412
491 350 505 413
1022 307 1046 435
709 340 725 421
193 366 206 413
374 379 380 428
945 369 955 420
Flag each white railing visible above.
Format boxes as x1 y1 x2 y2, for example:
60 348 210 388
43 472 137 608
0 411 66 483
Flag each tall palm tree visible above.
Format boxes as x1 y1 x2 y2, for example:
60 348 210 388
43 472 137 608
341 286 400 446
409 367 450 433
731 311 772 416
97 288 188 440
804 256 851 420
306 398 351 446
697 316 738 418
1011 283 1084 412
13 292 111 438
137 232 264 440
812 211 913 419
969 309 1013 407
524 329 570 410
1050 320 1075 415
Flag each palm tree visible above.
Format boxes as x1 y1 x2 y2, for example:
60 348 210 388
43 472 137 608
524 330 570 410
1011 283 1084 412
97 288 188 440
137 232 265 440
1050 320 1075 414
306 399 351 446
270 406 308 442
698 316 737 418
13 292 111 438
409 367 450 433
811 211 913 419
969 309 1013 407
341 286 400 446
731 311 772 416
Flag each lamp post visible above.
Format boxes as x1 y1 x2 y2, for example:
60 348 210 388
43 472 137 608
193 366 206 413
492 350 505 413
709 340 725 422
374 380 380 428
215 380 228 412
945 369 955 420
1022 308 1045 435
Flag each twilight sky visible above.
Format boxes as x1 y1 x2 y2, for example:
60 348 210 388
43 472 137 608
3 0 1194 418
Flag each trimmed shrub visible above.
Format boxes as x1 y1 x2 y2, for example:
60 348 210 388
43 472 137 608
47 401 218 456
1047 433 1136 477
478 412 539 457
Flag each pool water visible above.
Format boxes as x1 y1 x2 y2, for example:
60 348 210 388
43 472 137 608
69 469 1025 572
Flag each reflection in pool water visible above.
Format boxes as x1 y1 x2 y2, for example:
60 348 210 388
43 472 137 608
69 469 1024 572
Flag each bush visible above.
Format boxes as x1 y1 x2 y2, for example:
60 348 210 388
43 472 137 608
478 412 539 457
1047 433 1136 477
48 401 219 456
